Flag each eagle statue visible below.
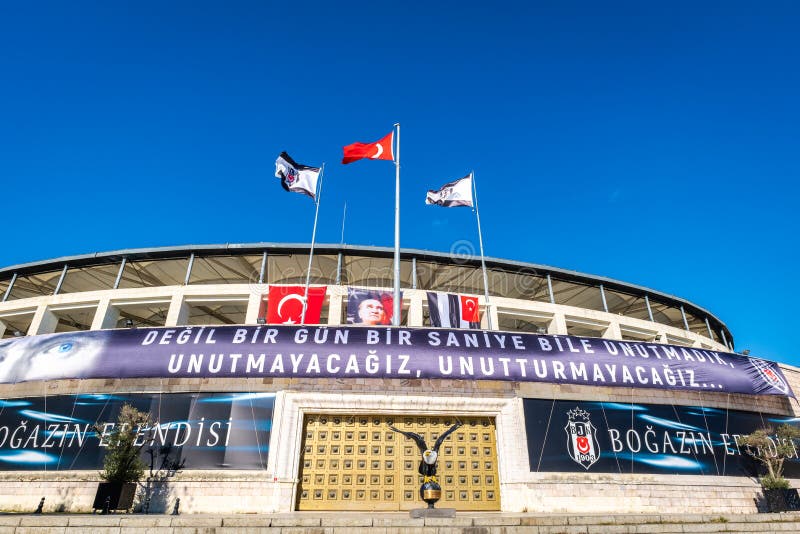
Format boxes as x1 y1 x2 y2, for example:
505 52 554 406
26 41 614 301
388 420 462 508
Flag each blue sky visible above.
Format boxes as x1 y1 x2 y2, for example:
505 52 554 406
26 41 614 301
0 2 798 364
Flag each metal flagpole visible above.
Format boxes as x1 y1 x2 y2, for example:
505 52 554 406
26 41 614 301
472 171 493 330
301 163 325 325
393 123 401 326
340 202 347 244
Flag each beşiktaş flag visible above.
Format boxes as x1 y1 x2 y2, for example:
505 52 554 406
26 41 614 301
275 152 321 199
427 292 480 329
425 175 473 207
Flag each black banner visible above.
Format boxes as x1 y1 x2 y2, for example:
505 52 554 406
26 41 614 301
0 392 273 471
523 399 800 476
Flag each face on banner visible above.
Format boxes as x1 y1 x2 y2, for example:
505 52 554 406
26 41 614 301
0 331 108 383
346 288 399 325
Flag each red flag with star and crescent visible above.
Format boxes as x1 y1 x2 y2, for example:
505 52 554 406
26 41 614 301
264 286 327 325
460 295 480 323
342 131 394 164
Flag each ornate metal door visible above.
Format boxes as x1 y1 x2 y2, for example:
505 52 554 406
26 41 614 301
296 414 500 511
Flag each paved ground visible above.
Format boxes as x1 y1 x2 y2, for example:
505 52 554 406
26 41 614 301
0 512 800 534
1 511 800 533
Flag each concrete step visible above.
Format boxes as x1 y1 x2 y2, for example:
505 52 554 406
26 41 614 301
0 512 799 533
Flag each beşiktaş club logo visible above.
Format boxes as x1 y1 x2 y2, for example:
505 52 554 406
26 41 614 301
284 167 298 186
565 407 600 469
748 357 789 395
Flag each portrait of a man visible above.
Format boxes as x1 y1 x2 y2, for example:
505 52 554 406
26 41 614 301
346 288 401 326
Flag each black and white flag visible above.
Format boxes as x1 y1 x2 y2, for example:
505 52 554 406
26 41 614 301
427 292 481 329
425 175 473 207
275 152 321 200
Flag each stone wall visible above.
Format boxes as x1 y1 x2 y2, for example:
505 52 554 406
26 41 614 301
505 473 762 514
0 470 284 514
1 367 799 514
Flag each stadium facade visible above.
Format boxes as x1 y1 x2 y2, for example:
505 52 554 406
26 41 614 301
0 243 796 514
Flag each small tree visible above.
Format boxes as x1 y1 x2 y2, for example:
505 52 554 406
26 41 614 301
739 424 800 490
96 404 152 485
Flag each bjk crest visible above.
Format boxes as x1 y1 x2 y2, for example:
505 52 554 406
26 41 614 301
748 357 789 394
565 407 600 470
285 167 298 186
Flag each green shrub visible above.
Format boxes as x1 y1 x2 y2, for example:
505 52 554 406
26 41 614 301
96 404 151 485
759 474 791 490
738 424 800 490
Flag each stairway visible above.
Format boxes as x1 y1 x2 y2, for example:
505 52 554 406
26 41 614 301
2 512 800 533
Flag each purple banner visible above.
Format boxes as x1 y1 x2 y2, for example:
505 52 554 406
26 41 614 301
0 326 792 396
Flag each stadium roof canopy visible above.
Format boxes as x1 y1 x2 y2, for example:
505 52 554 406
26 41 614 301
0 243 732 347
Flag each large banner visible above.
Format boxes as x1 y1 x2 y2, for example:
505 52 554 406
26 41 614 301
0 392 273 471
523 398 800 476
0 325 791 396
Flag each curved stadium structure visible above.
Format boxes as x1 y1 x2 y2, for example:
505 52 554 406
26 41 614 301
0 243 796 514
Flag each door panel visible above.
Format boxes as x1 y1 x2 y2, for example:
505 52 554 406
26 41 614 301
296 414 500 511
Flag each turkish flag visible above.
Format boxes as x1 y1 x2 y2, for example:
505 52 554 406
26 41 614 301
342 131 394 164
266 285 327 324
460 296 480 323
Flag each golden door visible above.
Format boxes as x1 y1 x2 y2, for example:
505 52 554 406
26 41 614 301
296 414 500 511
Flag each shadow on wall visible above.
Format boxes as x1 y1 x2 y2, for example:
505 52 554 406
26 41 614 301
137 480 171 513
135 445 185 514
35 485 93 514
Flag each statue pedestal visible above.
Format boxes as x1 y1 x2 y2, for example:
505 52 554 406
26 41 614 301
409 507 456 518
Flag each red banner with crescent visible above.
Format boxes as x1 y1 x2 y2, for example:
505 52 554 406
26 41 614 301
265 286 327 325
342 131 394 164
459 295 480 323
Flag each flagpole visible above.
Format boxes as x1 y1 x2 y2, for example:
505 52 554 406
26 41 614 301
392 123 401 326
472 171 493 330
301 163 324 325
340 202 347 245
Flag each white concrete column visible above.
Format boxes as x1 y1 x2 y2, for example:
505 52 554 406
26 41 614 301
30 305 58 335
408 291 423 327
245 291 264 324
91 298 120 330
165 292 189 327
265 391 291 512
327 292 343 325
481 300 499 330
604 321 622 340
548 313 568 335
269 391 305 513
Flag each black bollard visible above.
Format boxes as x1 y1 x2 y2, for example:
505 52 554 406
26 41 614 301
34 497 45 514
171 498 180 515
102 495 111 515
